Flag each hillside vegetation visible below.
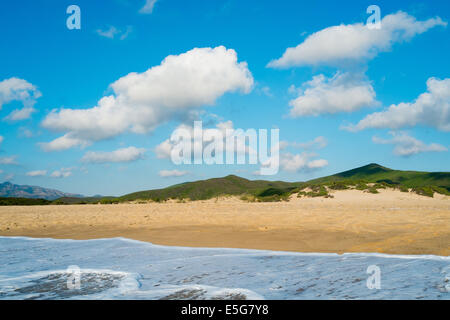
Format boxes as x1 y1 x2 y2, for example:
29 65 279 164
294 163 450 199
112 163 450 203
119 175 301 202
0 197 52 206
1 164 448 205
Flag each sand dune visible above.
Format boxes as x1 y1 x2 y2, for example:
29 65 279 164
0 189 449 255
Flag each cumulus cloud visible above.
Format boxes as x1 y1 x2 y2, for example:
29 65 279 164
81 146 146 164
0 156 18 165
39 134 90 152
158 169 189 178
289 72 377 117
4 107 36 121
268 11 446 68
155 138 173 159
41 46 253 150
50 168 72 178
0 78 41 108
345 77 450 132
26 170 47 177
306 159 329 169
372 132 447 156
0 77 41 120
155 120 258 163
280 152 328 172
140 0 157 14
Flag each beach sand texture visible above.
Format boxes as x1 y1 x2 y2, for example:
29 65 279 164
0 189 449 255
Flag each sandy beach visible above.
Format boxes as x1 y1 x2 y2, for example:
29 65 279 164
0 189 449 255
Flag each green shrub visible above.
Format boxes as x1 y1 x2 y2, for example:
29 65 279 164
327 182 349 190
413 187 434 197
376 179 398 186
355 183 369 190
258 188 287 197
298 185 331 198
431 186 450 196
240 194 256 202
100 198 120 204
257 194 289 202
367 187 379 194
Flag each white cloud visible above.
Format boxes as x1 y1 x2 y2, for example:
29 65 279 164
268 11 446 68
372 132 447 156
4 107 36 121
0 78 41 121
306 159 329 169
0 169 3 174
96 26 132 40
346 77 450 132
288 84 299 95
41 46 253 150
39 134 90 152
0 77 41 109
140 0 157 14
50 168 72 178
280 152 328 172
26 170 47 177
0 136 3 144
155 139 173 159
81 146 146 164
96 26 119 39
0 156 18 165
158 169 189 178
289 72 376 117
119 26 133 40
155 120 257 162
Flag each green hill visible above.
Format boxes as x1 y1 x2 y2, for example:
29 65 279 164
308 163 450 190
119 175 301 202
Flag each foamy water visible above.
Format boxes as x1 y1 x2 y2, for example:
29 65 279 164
0 236 448 300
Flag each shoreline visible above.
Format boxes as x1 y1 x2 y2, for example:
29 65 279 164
1 189 449 256
2 235 450 259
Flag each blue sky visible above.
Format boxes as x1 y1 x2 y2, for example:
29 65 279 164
0 0 449 196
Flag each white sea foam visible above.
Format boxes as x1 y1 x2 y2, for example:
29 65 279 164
0 236 448 299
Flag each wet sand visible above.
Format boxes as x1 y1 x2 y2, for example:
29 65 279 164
0 189 449 255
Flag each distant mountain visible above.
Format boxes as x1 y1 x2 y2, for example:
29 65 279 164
0 182 84 200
